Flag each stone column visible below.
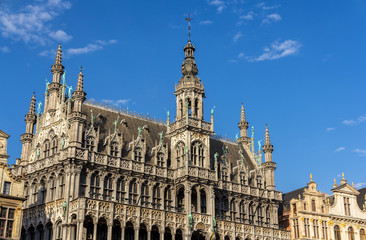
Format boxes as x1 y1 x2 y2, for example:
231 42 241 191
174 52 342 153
135 228 139 240
197 187 201 213
73 169 81 198
147 230 151 240
107 224 113 240
172 233 176 240
77 220 84 240
184 186 191 214
160 230 165 240
93 221 97 240
121 225 125 240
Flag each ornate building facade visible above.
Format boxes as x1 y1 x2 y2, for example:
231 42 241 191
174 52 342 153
281 174 366 240
0 130 25 239
12 39 290 240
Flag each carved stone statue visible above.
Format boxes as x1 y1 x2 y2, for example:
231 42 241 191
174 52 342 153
67 86 73 98
158 132 163 144
212 216 217 227
137 126 142 136
45 79 50 93
37 101 42 114
36 148 40 159
61 138 66 149
90 109 94 126
188 212 193 228
211 106 215 115
62 70 66 85
62 201 67 216
113 116 120 133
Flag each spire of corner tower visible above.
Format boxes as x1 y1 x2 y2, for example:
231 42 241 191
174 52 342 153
76 66 84 92
72 66 86 113
51 43 64 83
265 124 271 146
28 93 36 115
238 104 249 140
262 124 273 161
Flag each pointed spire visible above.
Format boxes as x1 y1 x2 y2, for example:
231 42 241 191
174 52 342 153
76 66 84 92
55 43 62 65
265 124 271 146
240 104 246 122
28 92 36 115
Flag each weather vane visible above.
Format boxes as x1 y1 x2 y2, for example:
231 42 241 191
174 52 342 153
185 13 193 40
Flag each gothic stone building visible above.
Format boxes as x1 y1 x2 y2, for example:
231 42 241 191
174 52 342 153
281 174 366 240
0 130 25 239
13 40 290 240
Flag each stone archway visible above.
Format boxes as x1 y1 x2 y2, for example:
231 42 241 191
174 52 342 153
176 229 183 240
84 215 94 240
125 221 134 240
112 220 122 240
151 225 160 240
97 218 108 240
164 227 172 240
192 230 206 240
139 223 147 240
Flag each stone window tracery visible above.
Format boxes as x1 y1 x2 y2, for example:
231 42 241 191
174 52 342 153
348 227 354 240
334 225 341 240
49 176 56 201
58 174 65 199
134 148 143 162
116 177 125 202
153 184 161 208
157 153 164 167
86 136 95 152
51 137 58 155
176 142 185 168
43 140 50 158
191 141 204 167
90 172 100 199
103 174 113 200
128 179 138 204
200 189 206 213
110 141 119 157
141 182 149 206
344 197 351 216
230 199 236 221
32 181 38 204
164 186 172 210
311 199 316 212
40 179 47 203
360 229 365 240
239 201 245 222
313 220 319 239
322 221 328 240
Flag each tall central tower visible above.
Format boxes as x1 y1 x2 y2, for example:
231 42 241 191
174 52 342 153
166 40 214 170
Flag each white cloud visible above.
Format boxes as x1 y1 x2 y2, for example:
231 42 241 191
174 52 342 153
102 99 131 106
247 40 301 62
0 0 72 45
238 52 245 58
326 127 335 131
67 40 117 56
233 32 243 42
355 182 366 189
209 0 225 13
354 148 366 156
257 2 280 10
49 30 72 42
343 115 366 126
240 12 254 20
0 46 9 53
334 147 345 152
262 13 282 24
200 20 213 25
39 49 54 57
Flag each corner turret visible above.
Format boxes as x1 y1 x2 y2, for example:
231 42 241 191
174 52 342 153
20 93 37 163
262 125 276 191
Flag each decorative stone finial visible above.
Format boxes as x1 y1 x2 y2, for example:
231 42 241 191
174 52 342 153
28 93 36 115
55 43 62 65
333 178 338 188
76 67 84 92
310 173 313 182
241 104 246 122
342 173 345 179
265 124 271 146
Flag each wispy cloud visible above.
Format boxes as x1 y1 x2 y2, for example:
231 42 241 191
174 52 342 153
102 99 131 106
200 20 213 25
67 40 117 56
262 13 282 24
355 182 366 189
233 32 243 42
354 148 366 156
247 40 301 62
0 46 9 53
257 2 280 10
0 0 72 45
240 12 254 20
48 30 72 42
334 147 345 152
326 127 335 132
343 115 366 126
209 0 225 13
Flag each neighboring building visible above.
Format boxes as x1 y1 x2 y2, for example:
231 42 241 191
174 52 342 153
12 38 290 240
281 174 366 240
0 130 25 239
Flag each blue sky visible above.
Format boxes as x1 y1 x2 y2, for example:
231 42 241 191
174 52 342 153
1 0 366 194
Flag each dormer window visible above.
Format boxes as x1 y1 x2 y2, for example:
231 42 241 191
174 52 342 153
344 197 351 216
86 136 95 152
110 141 118 157
157 153 164 167
134 148 142 161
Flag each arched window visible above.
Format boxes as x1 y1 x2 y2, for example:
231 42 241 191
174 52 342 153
304 202 307 211
32 181 38 204
56 222 62 240
191 141 204 167
157 153 164 167
240 173 246 185
49 176 56 201
257 176 262 188
43 140 50 158
230 199 236 221
134 148 143 162
110 141 118 157
360 229 366 240
40 179 47 203
348 227 354 240
116 178 125 202
200 189 206 213
51 137 58 155
334 225 341 240
194 98 199 117
141 182 149 206
312 199 316 212
266 206 270 224
103 174 113 200
24 183 29 207
179 99 183 118
129 179 138 204
176 142 185 168
248 202 254 224
239 201 245 222
58 174 65 199
257 205 263 225
164 186 172 210
86 136 95 151
153 184 161 208
90 172 100 199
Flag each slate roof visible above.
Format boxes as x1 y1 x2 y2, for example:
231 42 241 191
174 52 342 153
357 187 366 210
282 187 306 209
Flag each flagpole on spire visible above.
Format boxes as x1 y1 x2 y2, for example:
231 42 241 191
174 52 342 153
185 13 193 41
